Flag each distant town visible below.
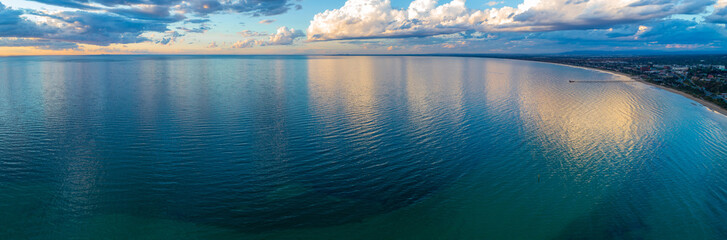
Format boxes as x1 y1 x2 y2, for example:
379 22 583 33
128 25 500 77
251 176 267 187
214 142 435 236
509 55 727 110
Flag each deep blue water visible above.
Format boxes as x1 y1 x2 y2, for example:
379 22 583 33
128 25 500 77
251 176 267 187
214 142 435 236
1 55 726 239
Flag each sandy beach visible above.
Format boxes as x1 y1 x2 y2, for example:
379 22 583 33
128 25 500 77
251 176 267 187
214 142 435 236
545 61 727 118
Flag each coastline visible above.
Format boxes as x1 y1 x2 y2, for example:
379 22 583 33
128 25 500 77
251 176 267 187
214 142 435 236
542 61 727 118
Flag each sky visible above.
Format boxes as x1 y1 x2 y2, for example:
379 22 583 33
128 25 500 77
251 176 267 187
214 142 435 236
0 0 726 55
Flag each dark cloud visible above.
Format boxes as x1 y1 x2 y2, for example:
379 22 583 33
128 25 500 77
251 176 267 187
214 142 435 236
27 0 298 16
157 37 172 45
224 0 294 16
625 0 715 13
28 0 101 10
357 17 727 54
177 24 211 33
42 10 169 45
511 19 725 48
109 5 186 22
628 0 677 7
156 30 183 45
184 18 210 23
638 19 727 44
0 38 79 50
0 3 50 38
189 0 224 15
0 0 299 49
511 0 714 31
671 0 716 14
1 5 169 47
493 19 727 51
707 6 727 24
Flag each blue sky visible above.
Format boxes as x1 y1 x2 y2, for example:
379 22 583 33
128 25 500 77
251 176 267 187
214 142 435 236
0 0 726 55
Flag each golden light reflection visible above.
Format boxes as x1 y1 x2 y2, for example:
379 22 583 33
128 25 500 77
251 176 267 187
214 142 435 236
405 57 465 130
0 39 323 56
484 60 515 104
307 56 378 132
405 58 436 127
515 69 659 180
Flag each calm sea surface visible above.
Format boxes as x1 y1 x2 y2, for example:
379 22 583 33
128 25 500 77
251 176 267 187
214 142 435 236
1 56 726 239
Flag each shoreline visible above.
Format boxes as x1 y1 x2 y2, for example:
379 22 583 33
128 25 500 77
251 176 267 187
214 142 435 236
540 61 727 118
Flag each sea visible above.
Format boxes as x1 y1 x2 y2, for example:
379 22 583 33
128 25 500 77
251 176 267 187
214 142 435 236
1 55 726 239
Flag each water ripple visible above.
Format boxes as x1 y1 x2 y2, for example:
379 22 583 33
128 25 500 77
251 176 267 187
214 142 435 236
0 56 725 239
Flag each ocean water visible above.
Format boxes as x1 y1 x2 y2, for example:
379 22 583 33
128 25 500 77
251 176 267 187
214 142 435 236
0 55 726 239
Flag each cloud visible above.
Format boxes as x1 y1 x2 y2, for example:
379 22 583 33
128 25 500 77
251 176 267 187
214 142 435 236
178 24 211 33
265 26 305 45
231 39 257 48
0 0 300 49
1 2 172 46
486 1 503 7
0 3 50 38
156 31 183 45
529 19 727 45
707 0 727 23
308 0 473 41
0 38 79 50
184 18 210 23
331 12 727 54
637 19 727 45
510 0 713 30
27 0 299 16
108 5 186 22
215 0 295 16
28 0 100 10
38 10 169 45
232 26 304 48
158 37 172 45
207 41 218 48
307 0 717 41
238 30 268 37
409 18 727 53
4 0 726 53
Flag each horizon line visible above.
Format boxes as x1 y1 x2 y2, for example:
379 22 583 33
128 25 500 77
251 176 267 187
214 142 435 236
3 52 727 58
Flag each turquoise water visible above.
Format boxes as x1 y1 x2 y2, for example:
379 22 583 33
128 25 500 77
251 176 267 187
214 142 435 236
0 55 726 239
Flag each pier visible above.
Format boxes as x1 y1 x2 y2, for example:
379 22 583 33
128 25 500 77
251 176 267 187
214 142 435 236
569 80 637 83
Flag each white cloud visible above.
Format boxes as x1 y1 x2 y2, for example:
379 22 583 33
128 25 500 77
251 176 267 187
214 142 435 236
232 39 257 48
265 26 305 45
259 19 276 24
232 26 304 48
307 0 716 41
307 0 480 41
238 30 268 37
486 1 503 7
